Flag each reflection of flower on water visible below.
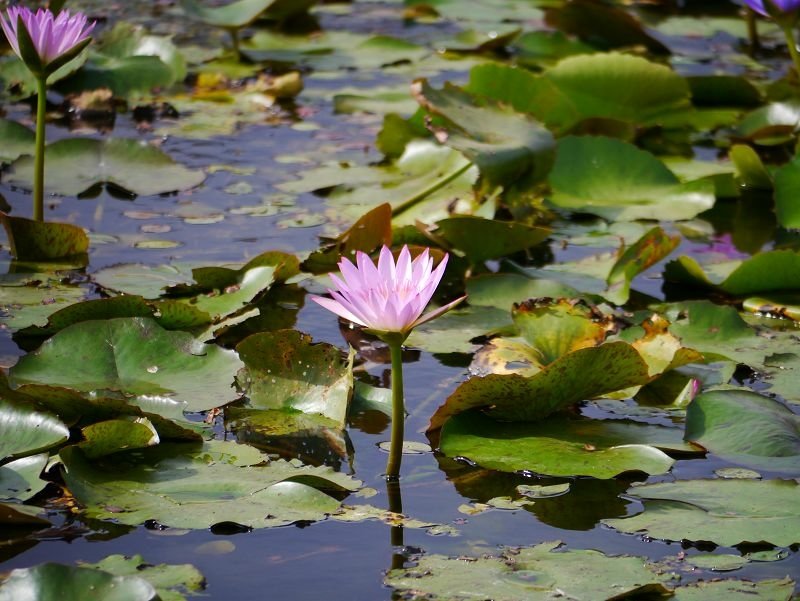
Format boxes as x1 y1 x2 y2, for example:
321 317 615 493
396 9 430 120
701 233 750 260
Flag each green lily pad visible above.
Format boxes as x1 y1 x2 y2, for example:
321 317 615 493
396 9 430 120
440 411 680 478
181 0 317 28
670 578 795 601
774 156 800 229
0 453 48 502
603 479 800 547
735 102 800 146
549 136 716 221
664 250 800 296
9 317 243 413
0 400 69 463
412 79 555 189
433 216 550 263
78 418 160 459
430 341 651 428
0 563 158 601
685 388 800 474
0 119 34 163
405 306 513 355
465 273 577 311
6 139 205 197
235 331 353 426
60 440 359 529
385 541 669 600
80 555 204 601
730 144 772 190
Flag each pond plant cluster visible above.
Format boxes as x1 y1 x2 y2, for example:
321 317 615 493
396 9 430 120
0 0 800 599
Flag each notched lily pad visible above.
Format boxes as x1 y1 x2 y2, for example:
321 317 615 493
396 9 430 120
6 139 205 197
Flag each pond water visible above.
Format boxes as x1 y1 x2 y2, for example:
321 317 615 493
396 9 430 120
1 1 800 599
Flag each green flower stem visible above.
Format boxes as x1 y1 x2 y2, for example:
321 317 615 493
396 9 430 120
228 28 241 61
746 8 761 50
385 338 405 480
780 22 800 76
33 76 47 222
393 161 473 217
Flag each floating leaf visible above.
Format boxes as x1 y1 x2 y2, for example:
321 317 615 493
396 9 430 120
604 479 800 546
440 411 679 478
549 136 715 221
605 226 679 305
236 330 353 426
0 214 89 262
385 541 669 601
670 578 795 601
0 400 69 463
80 555 205 601
685 388 800 474
0 563 158 601
6 139 205 197
430 341 651 428
412 78 555 189
78 418 160 459
181 0 317 28
10 317 243 413
60 441 359 529
433 216 550 263
0 453 48 502
0 119 35 163
774 156 800 229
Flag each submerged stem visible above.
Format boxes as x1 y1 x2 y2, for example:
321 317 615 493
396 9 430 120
385 340 405 480
392 161 473 217
33 76 47 222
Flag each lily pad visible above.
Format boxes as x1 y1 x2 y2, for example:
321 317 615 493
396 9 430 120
440 411 679 478
433 216 550 263
774 157 800 229
235 330 353 426
412 79 555 189
664 250 800 296
0 453 48 502
6 139 205 197
80 555 204 601
0 563 158 601
385 541 669 600
60 440 359 529
685 388 800 474
0 400 69 463
670 578 795 601
603 479 800 547
605 226 679 305
548 136 716 221
430 341 651 428
9 317 243 413
0 119 35 163
181 0 317 28
1 214 89 262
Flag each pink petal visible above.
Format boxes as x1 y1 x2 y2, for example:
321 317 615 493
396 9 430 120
309 294 367 327
410 295 467 329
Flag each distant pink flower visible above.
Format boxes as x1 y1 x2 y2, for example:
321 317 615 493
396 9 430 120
0 7 94 68
311 245 464 337
744 0 800 16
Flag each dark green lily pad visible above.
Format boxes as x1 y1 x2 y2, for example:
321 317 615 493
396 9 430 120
670 578 795 601
0 400 69 463
78 418 160 459
549 136 715 221
730 144 773 190
0 214 89 262
664 250 800 296
430 341 651 428
685 388 800 474
60 440 359 529
7 139 205 197
80 555 204 601
0 563 158 601
433 216 550 263
0 119 35 163
603 479 800 547
412 79 555 189
9 317 243 413
235 330 353 426
385 541 669 601
774 157 800 229
440 411 679 478
405 306 513 355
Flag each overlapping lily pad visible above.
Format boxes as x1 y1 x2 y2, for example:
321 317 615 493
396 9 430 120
7 139 205 197
604 479 800 546
60 440 359 529
0 400 68 463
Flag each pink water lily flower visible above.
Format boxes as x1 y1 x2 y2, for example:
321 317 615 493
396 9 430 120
744 0 800 16
311 245 464 338
0 7 94 68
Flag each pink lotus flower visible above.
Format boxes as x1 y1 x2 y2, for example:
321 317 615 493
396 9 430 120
311 245 464 338
1 7 94 75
